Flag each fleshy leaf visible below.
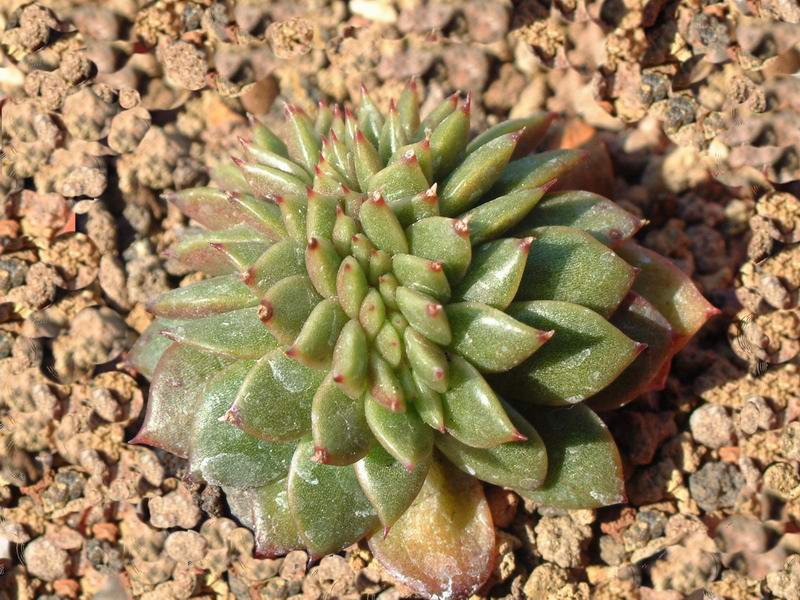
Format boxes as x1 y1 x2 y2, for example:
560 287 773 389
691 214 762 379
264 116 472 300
233 157 307 199
131 344 232 457
166 187 249 232
465 113 554 158
331 319 369 399
148 274 257 319
336 256 369 320
332 207 358 256
490 149 584 196
616 240 719 350
287 299 348 369
435 401 546 490
439 131 520 216
406 216 472 284
397 80 420 139
429 100 469 179
170 225 270 275
375 322 403 368
249 114 290 157
355 444 430 530
228 348 324 441
241 138 312 184
244 239 306 297
359 193 409 255
360 288 387 340
515 226 636 318
410 371 445 432
415 93 458 140
392 254 451 302
227 191 287 240
518 190 644 246
368 456 495 599
379 101 408 164
285 105 321 172
366 151 429 202
312 374 373 465
588 292 675 411
288 439 379 558
358 86 385 148
502 300 643 405
190 360 295 488
160 306 277 359
274 193 307 241
365 397 433 470
369 351 406 412
404 327 449 393
442 355 518 447
354 129 383 191
388 184 438 227
128 317 185 379
513 404 625 508
395 286 451 346
446 302 550 373
260 275 322 344
305 237 341 299
452 238 531 310
460 186 548 246
306 190 341 241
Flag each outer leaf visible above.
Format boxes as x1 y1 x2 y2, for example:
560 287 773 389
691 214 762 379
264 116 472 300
429 101 469 179
514 404 625 508
442 355 519 447
518 190 644 245
228 348 324 441
355 445 430 530
465 113 555 158
410 369 445 432
516 226 636 318
244 239 306 297
249 114 290 157
490 149 584 196
415 93 458 140
287 299 348 369
170 225 269 275
234 158 307 199
588 292 675 411
503 300 643 405
365 398 433 470
439 132 520 216
241 138 312 184
460 186 548 246
404 327 449 393
368 456 495 599
616 240 719 350
190 361 295 488
260 275 322 344
128 317 185 379
285 105 321 172
160 306 277 359
446 302 550 373
288 439 379 558
166 187 249 232
148 274 257 319
452 238 531 310
228 191 287 240
312 374 373 465
435 401 547 490
406 216 472 284
130 344 232 457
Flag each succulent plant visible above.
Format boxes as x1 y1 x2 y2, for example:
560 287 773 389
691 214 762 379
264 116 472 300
129 82 717 598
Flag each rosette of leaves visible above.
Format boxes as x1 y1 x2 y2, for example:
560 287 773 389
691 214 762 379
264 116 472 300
129 83 717 598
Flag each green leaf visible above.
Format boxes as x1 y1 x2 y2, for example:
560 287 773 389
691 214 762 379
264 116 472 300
165 187 248 232
588 292 675 412
516 226 636 318
148 274 257 319
439 132 520 217
354 129 383 191
249 114 290 157
460 186 548 246
190 361 296 488
312 374 373 465
211 162 251 194
395 286 451 346
366 151 429 203
359 288 387 340
227 191 288 240
332 207 359 256
351 233 376 271
392 254 451 302
465 112 554 158
365 397 433 470
389 139 433 184
414 93 458 141
409 370 445 432
435 401 546 490
397 80 420 139
452 238 531 310
288 439 379 558
429 100 469 179
128 317 185 379
244 239 306 297
131 344 232 457
369 351 406 412
331 320 369 400
517 190 644 245
170 225 270 275
306 189 341 241
616 240 719 350
305 237 342 298
375 322 403 368
379 101 408 164
378 273 400 310
387 185 438 227
368 456 494 599
285 105 321 172
287 299 348 369
336 256 369 320
160 306 277 359
241 138 312 184
355 444 430 531
234 157 308 199
502 300 643 405
274 193 307 241
446 302 550 373
228 348 324 441
442 355 519 447
406 216 472 284
514 404 625 509
357 86 385 148
490 149 584 196
359 193 410 255
404 327 449 393
368 250 393 285
260 275 322 345
316 101 334 136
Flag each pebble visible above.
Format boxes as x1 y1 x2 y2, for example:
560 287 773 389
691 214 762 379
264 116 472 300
23 537 70 581
158 40 208 91
781 421 800 461
442 45 490 92
534 515 591 568
463 1 511 44
688 461 744 511
689 404 735 449
148 486 201 529
736 396 776 435
763 462 800 500
164 531 208 566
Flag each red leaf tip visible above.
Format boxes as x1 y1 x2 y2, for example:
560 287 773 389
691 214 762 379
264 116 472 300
511 430 528 442
389 98 397 112
285 346 297 358
332 373 344 383
371 192 386 205
541 178 558 193
426 303 442 317
434 367 445 380
429 261 443 272
222 405 243 428
634 341 649 354
519 237 534 252
462 91 472 115
453 219 469 237
230 155 245 167
240 267 256 286
539 329 555 342
258 300 273 324
307 237 320 250
313 447 331 464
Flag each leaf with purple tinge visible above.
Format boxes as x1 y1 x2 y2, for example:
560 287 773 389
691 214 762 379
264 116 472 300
229 348 324 442
514 403 625 509
127 317 186 379
288 439 379 558
515 226 636 318
189 360 296 488
130 344 232 457
616 240 720 352
166 187 250 232
169 225 270 276
518 190 644 246
588 292 675 412
502 301 643 405
466 112 555 159
490 149 584 197
368 456 495 599
148 274 258 319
